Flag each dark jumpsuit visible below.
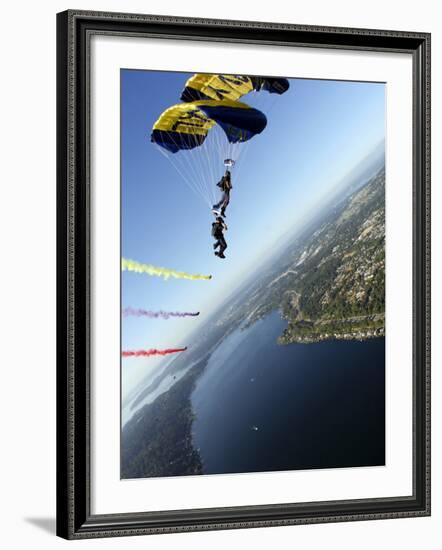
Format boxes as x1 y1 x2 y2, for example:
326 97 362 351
212 219 228 256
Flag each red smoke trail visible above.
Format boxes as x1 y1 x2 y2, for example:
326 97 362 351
123 307 200 319
122 347 187 358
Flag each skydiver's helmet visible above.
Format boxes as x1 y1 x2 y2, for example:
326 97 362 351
224 158 235 168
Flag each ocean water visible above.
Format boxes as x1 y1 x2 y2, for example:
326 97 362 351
191 311 385 475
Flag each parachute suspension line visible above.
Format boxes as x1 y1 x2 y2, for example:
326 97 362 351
195 131 217 205
213 125 230 201
188 136 214 207
181 137 212 202
213 125 225 170
158 133 212 209
220 132 232 178
162 155 204 205
201 131 218 205
196 137 210 204
210 134 224 206
204 125 224 204
234 131 258 183
161 130 202 195
215 90 261 182
157 146 209 207
233 91 279 182
198 129 217 206
163 133 209 204
163 124 221 210
172 133 213 207
230 122 254 180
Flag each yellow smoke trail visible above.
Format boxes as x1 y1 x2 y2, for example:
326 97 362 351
122 258 212 281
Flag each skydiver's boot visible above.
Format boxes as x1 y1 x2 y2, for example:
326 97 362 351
221 208 226 218
218 253 226 259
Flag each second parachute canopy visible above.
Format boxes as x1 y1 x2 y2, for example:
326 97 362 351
150 73 289 208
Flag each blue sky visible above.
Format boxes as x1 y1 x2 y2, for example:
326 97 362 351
121 70 385 395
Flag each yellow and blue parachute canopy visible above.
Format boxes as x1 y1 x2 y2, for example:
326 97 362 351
151 99 267 153
180 74 290 102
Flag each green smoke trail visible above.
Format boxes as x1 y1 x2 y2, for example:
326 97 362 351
122 258 212 281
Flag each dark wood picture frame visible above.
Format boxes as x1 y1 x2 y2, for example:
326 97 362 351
56 9 431 539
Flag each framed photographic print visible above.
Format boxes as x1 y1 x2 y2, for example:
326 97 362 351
56 10 431 539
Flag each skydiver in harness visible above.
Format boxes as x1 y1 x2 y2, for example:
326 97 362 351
212 216 228 259
212 168 232 218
